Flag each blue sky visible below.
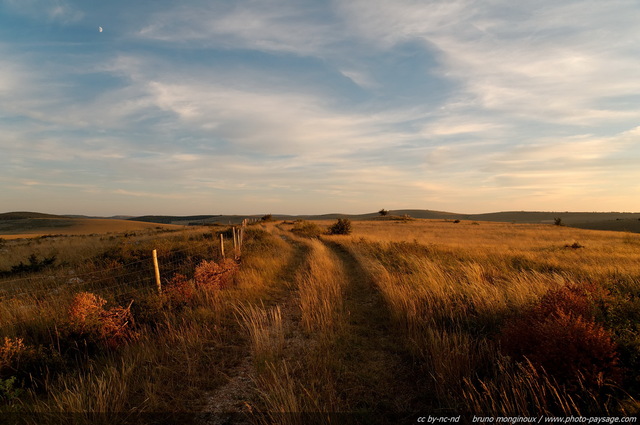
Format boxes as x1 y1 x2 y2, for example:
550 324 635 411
1 0 639 216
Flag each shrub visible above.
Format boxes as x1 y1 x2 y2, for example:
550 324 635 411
0 337 56 390
501 312 621 388
66 292 137 350
327 218 352 235
194 259 238 290
0 337 30 379
163 273 196 308
535 285 598 319
378 209 389 216
9 253 56 274
261 214 273 222
554 217 563 226
0 376 22 402
499 285 621 388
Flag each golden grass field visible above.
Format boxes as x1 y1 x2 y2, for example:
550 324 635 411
1 218 639 422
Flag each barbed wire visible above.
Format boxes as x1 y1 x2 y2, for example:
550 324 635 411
0 241 221 299
0 227 247 330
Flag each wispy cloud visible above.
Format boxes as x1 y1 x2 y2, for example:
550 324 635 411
137 0 343 56
1 1 639 215
340 0 640 125
2 0 83 23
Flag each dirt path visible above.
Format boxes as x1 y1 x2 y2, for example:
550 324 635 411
322 240 432 418
201 229 431 423
200 226 311 424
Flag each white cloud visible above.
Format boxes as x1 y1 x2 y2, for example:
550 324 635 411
112 189 187 199
338 0 640 126
138 0 344 57
422 120 503 137
3 0 83 23
3 1 640 214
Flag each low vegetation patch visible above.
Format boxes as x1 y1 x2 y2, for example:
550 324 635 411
194 258 239 290
65 292 138 351
290 220 324 238
499 285 622 389
327 218 352 235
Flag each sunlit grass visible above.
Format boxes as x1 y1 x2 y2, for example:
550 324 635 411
2 219 639 417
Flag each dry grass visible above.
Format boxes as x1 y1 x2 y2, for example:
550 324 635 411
325 219 640 414
297 239 345 337
462 358 585 416
2 219 640 417
235 303 285 366
344 219 640 279
0 226 279 418
39 360 137 415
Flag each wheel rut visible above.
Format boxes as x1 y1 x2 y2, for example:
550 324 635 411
322 240 432 418
201 227 311 423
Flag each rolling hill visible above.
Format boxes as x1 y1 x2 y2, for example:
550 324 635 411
0 212 184 239
123 209 640 233
4 209 640 237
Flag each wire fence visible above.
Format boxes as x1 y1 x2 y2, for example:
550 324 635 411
0 226 247 331
0 245 208 301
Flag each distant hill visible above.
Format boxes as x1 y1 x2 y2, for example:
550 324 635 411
0 211 65 220
570 218 640 233
129 215 223 225
0 212 183 238
125 210 640 230
5 209 640 235
467 211 640 224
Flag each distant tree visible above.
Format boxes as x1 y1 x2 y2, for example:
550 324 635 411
378 209 389 216
261 214 273 222
554 217 563 226
327 218 352 235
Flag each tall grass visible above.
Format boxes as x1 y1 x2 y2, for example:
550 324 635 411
297 239 345 337
4 219 640 417
461 358 587 416
334 230 638 414
1 226 295 418
235 303 284 367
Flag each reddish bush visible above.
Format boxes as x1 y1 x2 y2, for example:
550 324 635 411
500 284 621 388
67 292 137 349
535 285 596 319
68 292 107 327
163 274 196 307
537 283 610 319
194 259 238 290
0 337 32 379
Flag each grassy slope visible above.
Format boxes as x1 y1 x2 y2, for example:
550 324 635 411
128 210 640 233
2 220 639 418
0 212 65 220
0 217 183 238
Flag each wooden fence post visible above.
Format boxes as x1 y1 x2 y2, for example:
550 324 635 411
232 227 237 253
220 234 225 259
152 249 162 294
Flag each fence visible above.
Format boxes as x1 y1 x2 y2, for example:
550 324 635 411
0 224 248 331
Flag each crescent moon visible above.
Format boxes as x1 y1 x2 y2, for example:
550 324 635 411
99 26 103 32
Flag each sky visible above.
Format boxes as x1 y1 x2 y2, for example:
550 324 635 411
1 0 640 216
